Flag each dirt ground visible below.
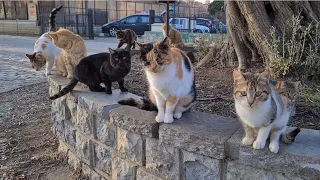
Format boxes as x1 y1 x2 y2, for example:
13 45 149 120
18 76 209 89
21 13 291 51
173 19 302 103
125 55 320 130
0 83 79 180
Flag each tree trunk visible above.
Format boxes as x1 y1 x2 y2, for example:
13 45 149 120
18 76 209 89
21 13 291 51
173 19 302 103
197 1 320 74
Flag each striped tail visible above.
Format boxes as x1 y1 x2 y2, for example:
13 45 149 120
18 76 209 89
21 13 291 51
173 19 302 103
49 78 78 100
49 5 63 32
118 98 157 111
281 127 301 144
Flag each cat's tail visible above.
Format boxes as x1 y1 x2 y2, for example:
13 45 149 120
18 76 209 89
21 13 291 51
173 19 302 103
49 78 78 100
281 127 301 144
118 98 157 111
49 5 63 32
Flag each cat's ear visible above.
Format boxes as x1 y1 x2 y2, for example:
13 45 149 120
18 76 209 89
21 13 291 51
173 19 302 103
26 52 36 60
109 48 115 54
233 69 245 83
48 33 58 41
159 37 169 49
257 69 270 82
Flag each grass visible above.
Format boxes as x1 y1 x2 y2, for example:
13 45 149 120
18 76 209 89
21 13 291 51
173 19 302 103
299 83 320 107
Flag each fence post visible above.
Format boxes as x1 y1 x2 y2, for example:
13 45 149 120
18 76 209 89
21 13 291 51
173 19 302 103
76 14 80 34
88 9 94 39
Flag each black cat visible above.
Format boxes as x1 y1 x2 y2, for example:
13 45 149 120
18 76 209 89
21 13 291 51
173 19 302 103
49 48 131 100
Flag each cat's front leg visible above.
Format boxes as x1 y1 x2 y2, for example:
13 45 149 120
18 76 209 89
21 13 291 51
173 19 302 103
104 80 112 94
45 60 54 76
242 123 256 146
164 95 179 124
253 124 272 149
269 128 283 153
118 79 128 92
153 90 165 123
64 55 73 79
117 42 124 49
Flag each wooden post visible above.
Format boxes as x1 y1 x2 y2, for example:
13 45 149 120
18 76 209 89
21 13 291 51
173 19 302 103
166 1 169 36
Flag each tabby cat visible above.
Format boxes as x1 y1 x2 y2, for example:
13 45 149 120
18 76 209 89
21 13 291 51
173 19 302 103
233 69 300 153
49 48 131 100
48 28 87 79
26 5 63 76
162 24 184 48
119 37 196 124
116 29 137 50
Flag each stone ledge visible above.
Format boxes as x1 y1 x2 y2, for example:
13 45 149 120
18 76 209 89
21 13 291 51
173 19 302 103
159 111 241 159
239 128 320 179
110 106 159 138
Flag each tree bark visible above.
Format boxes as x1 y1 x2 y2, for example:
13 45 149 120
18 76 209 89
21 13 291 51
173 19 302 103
197 1 320 75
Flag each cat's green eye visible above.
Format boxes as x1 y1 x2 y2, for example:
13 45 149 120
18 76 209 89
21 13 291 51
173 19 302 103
240 91 247 96
255 91 262 96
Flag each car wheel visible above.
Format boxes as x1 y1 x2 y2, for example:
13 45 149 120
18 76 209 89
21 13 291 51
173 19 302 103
195 29 202 33
109 27 118 37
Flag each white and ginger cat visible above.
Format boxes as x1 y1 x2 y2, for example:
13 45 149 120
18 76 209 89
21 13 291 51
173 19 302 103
233 69 300 153
26 5 63 76
48 28 87 78
162 24 184 48
119 37 196 123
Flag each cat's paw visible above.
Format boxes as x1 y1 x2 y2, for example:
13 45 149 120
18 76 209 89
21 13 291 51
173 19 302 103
120 88 128 92
164 114 174 124
242 137 255 146
62 73 68 77
253 140 266 149
67 75 73 79
173 112 182 119
269 142 279 153
155 114 164 123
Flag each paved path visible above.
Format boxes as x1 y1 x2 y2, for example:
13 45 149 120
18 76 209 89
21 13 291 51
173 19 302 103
0 35 118 93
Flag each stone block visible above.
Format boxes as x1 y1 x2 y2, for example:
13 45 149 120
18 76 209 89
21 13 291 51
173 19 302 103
75 131 92 165
68 150 81 171
64 120 77 151
227 161 304 180
136 168 163 180
110 106 159 138
65 93 78 123
117 128 144 166
95 115 116 149
182 150 221 180
94 143 112 176
78 89 141 118
146 138 180 180
159 111 240 159
112 155 137 180
226 128 243 160
47 73 72 91
76 105 94 137
239 128 320 179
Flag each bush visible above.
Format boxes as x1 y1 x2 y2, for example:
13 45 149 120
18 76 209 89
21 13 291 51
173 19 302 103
268 15 320 79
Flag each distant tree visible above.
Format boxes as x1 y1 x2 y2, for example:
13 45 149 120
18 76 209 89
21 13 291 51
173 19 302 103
208 0 224 16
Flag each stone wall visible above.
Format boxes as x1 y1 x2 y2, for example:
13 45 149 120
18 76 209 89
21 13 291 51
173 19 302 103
48 73 320 180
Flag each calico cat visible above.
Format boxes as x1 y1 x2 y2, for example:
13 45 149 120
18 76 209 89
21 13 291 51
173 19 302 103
26 5 63 76
233 69 300 153
49 48 131 100
116 29 137 50
119 37 196 123
162 24 184 48
48 28 87 79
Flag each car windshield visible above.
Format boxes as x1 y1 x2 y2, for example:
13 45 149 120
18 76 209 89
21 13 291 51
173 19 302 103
121 16 138 24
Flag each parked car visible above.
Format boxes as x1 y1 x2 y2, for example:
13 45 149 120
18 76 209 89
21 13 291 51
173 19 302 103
169 18 210 33
102 14 164 37
196 18 221 33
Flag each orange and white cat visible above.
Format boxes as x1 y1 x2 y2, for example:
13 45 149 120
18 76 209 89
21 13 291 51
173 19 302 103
162 24 184 48
48 28 87 78
119 38 196 123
